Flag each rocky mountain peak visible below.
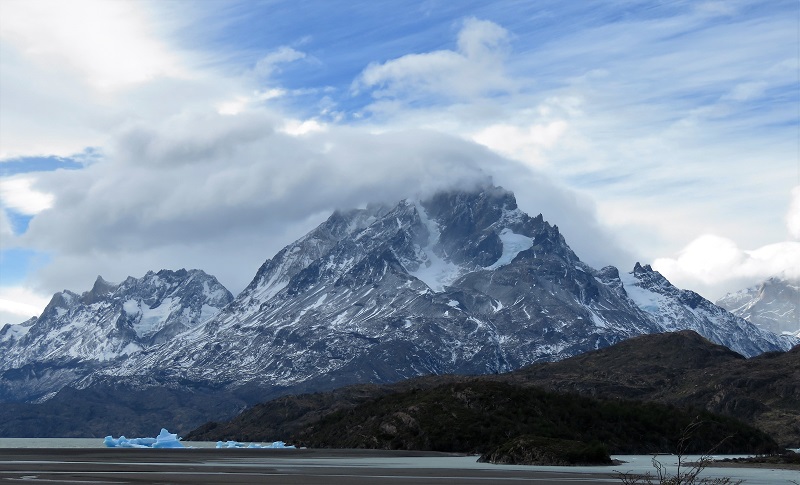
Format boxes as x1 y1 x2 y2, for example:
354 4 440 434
82 276 117 305
632 262 657 278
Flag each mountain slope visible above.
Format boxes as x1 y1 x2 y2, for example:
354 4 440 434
0 269 233 402
717 277 800 337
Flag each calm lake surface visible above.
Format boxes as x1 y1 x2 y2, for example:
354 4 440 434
0 441 795 484
0 438 218 448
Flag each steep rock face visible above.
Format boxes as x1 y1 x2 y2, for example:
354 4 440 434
0 269 232 401
717 277 800 337
620 264 791 357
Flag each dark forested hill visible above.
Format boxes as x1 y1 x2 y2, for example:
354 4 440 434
188 331 797 451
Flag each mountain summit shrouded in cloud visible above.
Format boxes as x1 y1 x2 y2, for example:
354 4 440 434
0 0 798 325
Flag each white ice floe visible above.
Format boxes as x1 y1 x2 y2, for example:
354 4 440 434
216 440 296 449
104 428 184 448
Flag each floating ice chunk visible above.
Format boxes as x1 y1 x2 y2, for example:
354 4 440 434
152 428 185 448
104 428 184 448
216 440 296 449
104 435 150 448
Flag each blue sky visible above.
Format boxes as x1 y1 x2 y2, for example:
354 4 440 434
1 0 798 324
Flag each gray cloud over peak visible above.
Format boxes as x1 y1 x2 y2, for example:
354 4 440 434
21 107 632 296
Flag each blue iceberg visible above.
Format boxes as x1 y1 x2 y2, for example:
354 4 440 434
216 440 295 449
104 428 185 448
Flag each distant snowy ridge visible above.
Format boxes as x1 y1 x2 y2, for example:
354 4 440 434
717 277 800 337
0 269 233 402
620 263 793 357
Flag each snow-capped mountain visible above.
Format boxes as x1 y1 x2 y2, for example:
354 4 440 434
620 264 790 357
716 277 800 337
3 185 794 408
90 186 791 397
0 269 232 401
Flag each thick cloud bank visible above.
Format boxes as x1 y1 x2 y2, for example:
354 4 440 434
17 108 629 299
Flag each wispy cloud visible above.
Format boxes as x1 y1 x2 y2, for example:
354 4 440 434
354 18 514 101
0 285 50 325
788 187 800 240
0 0 180 90
0 177 54 215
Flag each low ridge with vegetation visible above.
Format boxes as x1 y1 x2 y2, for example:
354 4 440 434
509 330 800 447
288 381 776 456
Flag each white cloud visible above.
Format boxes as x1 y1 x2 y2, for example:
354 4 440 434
354 18 513 100
651 186 800 299
472 120 568 168
20 114 497 292
2 3 796 307
0 286 50 325
281 119 328 136
254 47 306 78
0 177 54 215
0 210 14 238
0 0 180 91
456 17 510 61
217 88 288 115
787 186 800 240
723 81 768 101
214 46 307 115
0 0 254 158
343 10 798 300
653 235 800 300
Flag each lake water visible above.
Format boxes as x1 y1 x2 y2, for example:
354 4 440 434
0 441 795 484
0 438 218 448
